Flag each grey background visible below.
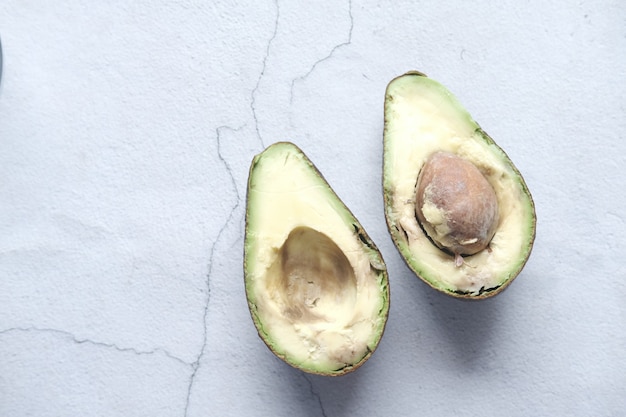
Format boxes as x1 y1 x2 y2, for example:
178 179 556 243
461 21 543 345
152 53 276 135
1 1 624 416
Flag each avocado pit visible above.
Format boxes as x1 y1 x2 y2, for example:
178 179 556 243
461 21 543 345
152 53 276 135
415 151 499 267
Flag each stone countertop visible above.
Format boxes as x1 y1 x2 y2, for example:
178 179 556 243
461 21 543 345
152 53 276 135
1 1 624 416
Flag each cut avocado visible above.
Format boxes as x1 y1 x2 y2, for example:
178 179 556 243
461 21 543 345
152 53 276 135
383 72 536 299
244 142 389 375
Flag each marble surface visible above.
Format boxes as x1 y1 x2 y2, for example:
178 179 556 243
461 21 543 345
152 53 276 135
1 1 625 416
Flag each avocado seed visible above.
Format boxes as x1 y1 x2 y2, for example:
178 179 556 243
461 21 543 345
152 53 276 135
415 151 499 266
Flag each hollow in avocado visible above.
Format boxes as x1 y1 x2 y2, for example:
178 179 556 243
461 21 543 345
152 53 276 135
245 142 389 375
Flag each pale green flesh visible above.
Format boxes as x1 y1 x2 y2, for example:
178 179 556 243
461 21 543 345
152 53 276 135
383 73 536 297
245 142 389 375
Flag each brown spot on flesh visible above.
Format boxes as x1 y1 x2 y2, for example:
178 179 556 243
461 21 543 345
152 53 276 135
415 151 499 266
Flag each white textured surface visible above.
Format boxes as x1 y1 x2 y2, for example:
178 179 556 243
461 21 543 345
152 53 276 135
1 1 624 416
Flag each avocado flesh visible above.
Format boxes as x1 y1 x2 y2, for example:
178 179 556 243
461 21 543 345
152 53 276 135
383 72 536 298
245 142 389 375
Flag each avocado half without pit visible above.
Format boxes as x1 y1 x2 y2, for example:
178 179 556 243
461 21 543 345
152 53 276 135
383 71 536 298
244 142 390 376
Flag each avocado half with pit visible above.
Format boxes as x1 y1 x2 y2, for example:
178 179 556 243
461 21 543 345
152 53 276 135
244 142 389 375
383 72 536 298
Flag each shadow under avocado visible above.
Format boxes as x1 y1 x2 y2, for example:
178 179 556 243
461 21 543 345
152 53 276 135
277 355 364 417
415 277 508 371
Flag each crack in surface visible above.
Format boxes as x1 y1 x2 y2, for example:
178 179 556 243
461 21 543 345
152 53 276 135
289 0 354 106
0 326 191 367
251 0 280 150
183 124 244 417
302 374 328 417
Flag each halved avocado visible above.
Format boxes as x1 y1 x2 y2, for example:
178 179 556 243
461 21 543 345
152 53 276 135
383 72 536 299
244 142 389 375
